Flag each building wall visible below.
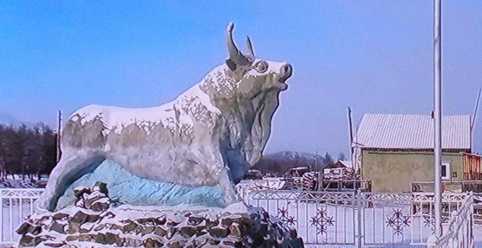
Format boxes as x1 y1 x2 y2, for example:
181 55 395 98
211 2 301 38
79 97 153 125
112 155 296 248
361 150 463 192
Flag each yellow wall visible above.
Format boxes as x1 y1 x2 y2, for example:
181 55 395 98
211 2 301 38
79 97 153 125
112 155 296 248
361 150 463 192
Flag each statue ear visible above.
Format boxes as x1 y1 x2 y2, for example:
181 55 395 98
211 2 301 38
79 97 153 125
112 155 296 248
225 59 237 71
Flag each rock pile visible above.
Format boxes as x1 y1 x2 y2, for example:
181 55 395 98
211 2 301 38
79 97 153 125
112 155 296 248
17 182 304 247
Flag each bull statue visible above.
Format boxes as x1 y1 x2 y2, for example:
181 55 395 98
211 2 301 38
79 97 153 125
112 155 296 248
36 23 292 212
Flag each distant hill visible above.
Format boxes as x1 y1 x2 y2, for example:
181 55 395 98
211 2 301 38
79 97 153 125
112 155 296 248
252 151 332 176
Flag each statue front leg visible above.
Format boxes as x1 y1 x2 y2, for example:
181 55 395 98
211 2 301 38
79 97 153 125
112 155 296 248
36 152 104 212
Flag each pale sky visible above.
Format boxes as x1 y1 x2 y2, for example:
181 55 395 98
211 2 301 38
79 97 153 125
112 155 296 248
1 1 481 156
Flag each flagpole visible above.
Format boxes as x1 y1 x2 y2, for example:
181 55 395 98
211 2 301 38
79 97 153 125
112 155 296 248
433 0 442 239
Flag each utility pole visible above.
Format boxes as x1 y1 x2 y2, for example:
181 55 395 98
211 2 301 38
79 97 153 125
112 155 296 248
471 89 481 130
347 107 355 169
433 0 443 239
471 89 481 150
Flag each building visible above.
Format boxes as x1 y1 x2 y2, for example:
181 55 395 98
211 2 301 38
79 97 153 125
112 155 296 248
355 113 475 192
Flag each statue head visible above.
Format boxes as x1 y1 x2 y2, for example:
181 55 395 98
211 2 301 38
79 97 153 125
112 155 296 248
224 22 292 95
200 23 293 182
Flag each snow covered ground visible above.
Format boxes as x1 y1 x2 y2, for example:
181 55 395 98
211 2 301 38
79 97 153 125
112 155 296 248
0 176 47 189
474 224 482 248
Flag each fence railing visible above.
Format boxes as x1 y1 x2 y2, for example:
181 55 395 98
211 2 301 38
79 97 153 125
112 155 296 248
427 192 474 248
237 183 474 247
0 188 44 245
0 187 475 247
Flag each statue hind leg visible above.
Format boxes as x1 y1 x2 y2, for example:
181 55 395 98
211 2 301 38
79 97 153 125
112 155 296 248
36 151 105 212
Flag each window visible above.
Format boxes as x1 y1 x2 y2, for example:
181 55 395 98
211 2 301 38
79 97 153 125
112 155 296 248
441 162 451 180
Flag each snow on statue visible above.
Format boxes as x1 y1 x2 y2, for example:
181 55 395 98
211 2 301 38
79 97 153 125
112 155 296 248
36 23 293 212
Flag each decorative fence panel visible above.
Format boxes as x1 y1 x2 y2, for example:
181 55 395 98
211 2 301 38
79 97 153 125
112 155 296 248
238 185 472 247
247 190 358 245
0 188 44 245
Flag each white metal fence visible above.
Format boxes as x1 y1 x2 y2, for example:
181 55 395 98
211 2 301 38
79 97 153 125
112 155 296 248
0 187 475 247
238 185 474 247
0 188 43 245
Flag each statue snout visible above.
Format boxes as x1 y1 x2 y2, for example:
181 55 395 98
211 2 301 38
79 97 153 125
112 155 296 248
279 63 293 83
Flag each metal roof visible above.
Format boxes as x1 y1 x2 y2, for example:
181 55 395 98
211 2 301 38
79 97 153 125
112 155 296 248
355 114 471 150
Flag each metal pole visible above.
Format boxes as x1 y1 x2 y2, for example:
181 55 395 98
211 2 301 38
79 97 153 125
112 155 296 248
356 189 363 248
433 0 443 239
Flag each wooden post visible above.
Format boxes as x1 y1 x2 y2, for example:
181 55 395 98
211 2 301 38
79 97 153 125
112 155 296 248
56 111 62 163
347 107 355 169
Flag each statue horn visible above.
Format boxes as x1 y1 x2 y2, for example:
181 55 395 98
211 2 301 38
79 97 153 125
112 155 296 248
246 36 255 58
225 22 251 66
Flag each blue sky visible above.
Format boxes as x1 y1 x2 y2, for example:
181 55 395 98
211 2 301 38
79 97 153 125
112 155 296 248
1 1 481 156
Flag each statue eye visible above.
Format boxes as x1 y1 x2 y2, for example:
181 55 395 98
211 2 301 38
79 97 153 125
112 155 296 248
254 61 268 73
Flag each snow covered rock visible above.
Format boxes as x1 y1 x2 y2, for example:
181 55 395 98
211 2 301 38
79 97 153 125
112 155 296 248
18 182 304 247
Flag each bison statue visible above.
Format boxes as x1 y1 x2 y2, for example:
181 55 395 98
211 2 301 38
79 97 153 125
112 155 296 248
37 23 292 211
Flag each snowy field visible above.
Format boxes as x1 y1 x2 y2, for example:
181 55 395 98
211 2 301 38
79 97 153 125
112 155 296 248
475 225 482 248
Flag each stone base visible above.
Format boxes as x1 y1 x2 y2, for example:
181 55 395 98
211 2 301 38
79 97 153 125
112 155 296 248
17 183 303 247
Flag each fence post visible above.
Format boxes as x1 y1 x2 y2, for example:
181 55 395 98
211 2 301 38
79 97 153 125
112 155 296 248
469 192 474 248
356 189 363 248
